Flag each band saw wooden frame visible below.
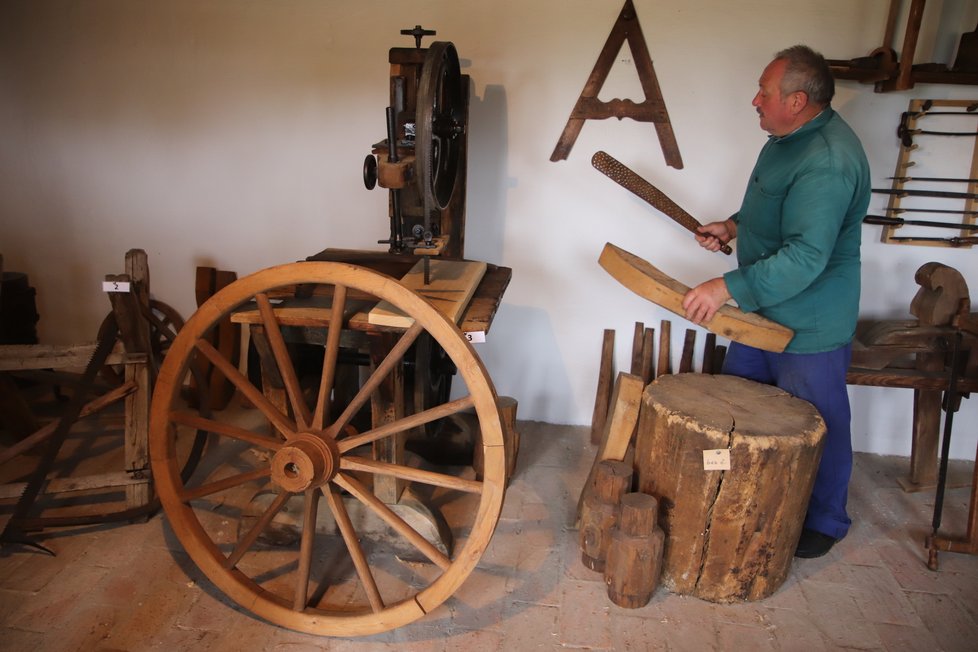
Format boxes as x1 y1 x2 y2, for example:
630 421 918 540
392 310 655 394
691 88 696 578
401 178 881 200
599 243 793 353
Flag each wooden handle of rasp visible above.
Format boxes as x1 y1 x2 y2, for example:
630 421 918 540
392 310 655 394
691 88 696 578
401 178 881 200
591 151 732 255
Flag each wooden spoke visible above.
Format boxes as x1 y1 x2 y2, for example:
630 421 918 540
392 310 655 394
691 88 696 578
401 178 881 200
256 292 312 431
340 456 483 494
225 490 292 569
194 338 296 438
294 488 320 611
326 322 425 438
332 472 451 571
337 395 474 453
313 284 347 431
168 410 283 451
322 483 385 613
179 467 271 501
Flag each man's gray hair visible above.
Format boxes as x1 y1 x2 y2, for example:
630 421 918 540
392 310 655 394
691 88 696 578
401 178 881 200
775 45 835 107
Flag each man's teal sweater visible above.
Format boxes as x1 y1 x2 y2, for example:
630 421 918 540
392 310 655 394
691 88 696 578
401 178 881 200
724 108 871 353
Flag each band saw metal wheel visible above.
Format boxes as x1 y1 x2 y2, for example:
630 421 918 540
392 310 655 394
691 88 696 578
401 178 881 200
415 41 464 212
149 261 506 636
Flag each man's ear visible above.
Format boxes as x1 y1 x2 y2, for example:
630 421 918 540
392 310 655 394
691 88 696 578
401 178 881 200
790 91 810 115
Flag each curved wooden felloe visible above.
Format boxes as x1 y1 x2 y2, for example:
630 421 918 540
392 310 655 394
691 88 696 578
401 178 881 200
149 261 506 637
599 242 794 353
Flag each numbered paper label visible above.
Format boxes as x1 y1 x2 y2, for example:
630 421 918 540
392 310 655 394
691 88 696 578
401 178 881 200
463 331 486 343
703 449 731 471
102 281 131 293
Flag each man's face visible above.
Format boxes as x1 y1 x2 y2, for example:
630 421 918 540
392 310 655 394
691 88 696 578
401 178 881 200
752 59 795 136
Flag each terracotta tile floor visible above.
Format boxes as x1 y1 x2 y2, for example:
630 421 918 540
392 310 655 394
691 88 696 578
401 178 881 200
2 420 978 651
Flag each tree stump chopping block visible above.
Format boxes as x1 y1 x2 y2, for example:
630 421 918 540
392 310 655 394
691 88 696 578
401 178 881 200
634 373 826 602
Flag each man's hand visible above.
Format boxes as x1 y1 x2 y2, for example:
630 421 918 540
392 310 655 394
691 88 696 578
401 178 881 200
695 219 737 253
682 277 732 325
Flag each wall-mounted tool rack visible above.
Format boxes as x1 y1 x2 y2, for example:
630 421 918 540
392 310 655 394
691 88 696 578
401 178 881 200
873 99 978 248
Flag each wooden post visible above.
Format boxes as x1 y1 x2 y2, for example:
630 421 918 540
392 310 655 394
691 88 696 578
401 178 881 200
473 397 519 484
634 373 826 602
369 332 405 504
580 460 632 572
604 492 665 608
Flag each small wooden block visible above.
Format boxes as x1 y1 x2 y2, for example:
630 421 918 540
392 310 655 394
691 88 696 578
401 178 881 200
369 259 487 328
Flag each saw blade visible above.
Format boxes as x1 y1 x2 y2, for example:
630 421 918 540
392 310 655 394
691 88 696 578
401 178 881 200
591 151 732 255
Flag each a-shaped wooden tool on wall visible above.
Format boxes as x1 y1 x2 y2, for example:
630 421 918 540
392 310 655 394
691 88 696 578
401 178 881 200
550 0 683 168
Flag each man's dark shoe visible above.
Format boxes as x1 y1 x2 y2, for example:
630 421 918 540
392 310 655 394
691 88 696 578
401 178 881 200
794 528 838 558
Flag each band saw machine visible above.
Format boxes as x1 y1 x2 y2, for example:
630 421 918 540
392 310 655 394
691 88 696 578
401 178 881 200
145 28 514 637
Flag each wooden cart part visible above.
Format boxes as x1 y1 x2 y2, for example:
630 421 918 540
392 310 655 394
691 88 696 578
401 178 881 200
0 251 155 518
598 242 794 353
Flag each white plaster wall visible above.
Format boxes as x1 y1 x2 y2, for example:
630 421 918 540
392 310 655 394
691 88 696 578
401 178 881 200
1 0 976 457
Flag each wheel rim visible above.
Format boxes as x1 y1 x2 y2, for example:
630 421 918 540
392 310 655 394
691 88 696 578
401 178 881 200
149 261 505 636
416 41 464 212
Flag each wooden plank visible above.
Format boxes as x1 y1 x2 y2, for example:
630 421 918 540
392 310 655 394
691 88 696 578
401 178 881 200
590 329 616 445
629 322 645 375
368 259 487 328
703 333 720 374
678 328 697 373
639 327 655 384
0 471 147 500
0 342 128 370
657 320 671 377
599 242 794 352
576 372 644 523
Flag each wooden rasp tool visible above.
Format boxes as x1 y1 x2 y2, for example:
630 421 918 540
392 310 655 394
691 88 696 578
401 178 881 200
592 150 732 255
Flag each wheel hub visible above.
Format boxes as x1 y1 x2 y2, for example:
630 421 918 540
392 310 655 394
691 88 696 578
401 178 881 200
270 433 340 493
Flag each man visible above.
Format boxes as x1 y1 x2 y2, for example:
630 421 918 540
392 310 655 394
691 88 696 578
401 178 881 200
682 45 870 558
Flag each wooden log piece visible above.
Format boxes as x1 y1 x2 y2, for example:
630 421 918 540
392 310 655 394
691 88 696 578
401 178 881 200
634 373 826 602
580 459 633 572
604 492 665 608
599 242 794 352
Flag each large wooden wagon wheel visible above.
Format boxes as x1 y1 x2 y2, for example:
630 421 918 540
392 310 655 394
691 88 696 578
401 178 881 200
149 261 506 636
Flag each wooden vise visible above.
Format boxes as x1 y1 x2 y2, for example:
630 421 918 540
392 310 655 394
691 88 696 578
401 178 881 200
847 262 978 490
